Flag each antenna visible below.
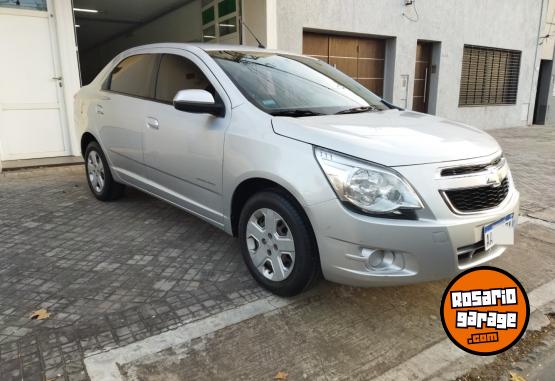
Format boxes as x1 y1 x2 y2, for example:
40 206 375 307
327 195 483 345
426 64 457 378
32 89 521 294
240 18 266 49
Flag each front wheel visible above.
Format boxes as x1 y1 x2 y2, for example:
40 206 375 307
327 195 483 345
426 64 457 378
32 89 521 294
238 191 319 296
85 141 124 201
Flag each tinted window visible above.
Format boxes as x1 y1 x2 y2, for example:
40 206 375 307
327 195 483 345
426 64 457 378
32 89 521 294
109 54 158 98
155 54 212 103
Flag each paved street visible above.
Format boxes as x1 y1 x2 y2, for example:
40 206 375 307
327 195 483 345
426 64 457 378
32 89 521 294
0 127 554 380
0 169 269 380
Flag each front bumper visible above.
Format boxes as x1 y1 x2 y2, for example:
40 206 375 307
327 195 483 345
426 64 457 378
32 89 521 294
306 185 520 288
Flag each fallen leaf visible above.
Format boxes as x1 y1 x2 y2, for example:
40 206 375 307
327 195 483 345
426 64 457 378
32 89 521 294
275 371 288 380
509 371 527 381
30 309 50 320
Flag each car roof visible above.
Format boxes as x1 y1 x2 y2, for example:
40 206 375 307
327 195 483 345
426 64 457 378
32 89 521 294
122 42 304 58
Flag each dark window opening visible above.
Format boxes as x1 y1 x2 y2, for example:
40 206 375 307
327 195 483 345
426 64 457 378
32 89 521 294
108 54 159 98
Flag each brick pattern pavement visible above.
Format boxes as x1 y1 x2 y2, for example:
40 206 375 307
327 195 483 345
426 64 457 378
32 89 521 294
489 127 555 214
0 166 268 381
0 127 553 380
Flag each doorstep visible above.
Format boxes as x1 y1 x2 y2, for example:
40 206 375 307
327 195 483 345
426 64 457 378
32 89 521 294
0 155 84 172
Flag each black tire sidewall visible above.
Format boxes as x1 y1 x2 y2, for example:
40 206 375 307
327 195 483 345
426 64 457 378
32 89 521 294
238 191 318 296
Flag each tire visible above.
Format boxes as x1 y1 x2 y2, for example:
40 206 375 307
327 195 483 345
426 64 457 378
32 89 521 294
238 190 320 296
84 141 124 201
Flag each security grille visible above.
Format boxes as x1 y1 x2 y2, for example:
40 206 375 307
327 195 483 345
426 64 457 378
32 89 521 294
459 45 521 106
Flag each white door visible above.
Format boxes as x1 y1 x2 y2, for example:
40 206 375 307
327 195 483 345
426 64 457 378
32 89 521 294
0 5 70 161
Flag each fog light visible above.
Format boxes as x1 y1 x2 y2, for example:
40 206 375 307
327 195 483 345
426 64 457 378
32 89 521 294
359 248 405 272
347 248 412 275
367 250 394 269
367 250 383 267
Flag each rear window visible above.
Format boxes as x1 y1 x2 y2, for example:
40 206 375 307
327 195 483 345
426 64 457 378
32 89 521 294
109 54 159 98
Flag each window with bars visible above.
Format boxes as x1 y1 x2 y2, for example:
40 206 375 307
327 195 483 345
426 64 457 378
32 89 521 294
459 45 521 106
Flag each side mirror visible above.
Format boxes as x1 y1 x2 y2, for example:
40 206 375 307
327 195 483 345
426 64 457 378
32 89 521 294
173 89 225 117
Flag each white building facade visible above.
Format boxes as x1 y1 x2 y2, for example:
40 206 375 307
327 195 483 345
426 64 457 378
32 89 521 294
0 0 549 163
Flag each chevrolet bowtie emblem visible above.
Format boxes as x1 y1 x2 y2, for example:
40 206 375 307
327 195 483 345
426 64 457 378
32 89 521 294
486 167 502 187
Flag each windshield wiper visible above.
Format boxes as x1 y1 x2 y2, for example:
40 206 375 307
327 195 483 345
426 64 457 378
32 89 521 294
270 109 324 117
335 106 377 115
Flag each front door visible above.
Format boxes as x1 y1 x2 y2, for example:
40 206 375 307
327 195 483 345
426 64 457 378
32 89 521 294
142 51 231 226
413 41 433 113
0 5 70 160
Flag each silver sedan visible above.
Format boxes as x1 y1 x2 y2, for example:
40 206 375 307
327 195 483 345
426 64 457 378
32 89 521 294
74 43 519 296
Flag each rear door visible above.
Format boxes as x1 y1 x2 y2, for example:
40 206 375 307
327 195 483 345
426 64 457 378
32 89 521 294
142 50 231 226
97 53 159 181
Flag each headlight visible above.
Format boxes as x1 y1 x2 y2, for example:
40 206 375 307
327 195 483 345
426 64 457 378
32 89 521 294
314 147 423 214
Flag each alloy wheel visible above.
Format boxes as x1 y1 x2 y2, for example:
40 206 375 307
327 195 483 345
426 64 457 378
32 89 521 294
87 150 105 193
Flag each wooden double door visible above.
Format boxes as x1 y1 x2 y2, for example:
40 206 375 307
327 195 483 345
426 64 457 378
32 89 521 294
303 32 385 97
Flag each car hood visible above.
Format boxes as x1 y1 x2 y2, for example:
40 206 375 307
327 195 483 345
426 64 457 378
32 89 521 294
271 109 501 166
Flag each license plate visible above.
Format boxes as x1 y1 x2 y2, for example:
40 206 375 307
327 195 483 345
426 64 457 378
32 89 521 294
484 214 514 251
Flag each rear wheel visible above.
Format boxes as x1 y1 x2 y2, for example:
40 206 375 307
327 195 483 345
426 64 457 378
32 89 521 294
85 141 124 201
238 191 319 296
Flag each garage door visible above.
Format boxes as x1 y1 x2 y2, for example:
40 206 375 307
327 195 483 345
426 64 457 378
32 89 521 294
303 32 385 96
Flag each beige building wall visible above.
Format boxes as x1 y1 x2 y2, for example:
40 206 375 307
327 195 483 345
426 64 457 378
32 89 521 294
542 0 555 60
272 0 547 129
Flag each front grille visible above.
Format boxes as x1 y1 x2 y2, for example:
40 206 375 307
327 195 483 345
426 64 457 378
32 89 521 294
444 177 510 212
441 156 503 177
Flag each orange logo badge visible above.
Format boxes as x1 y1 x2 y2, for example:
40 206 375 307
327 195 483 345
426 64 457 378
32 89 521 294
440 266 529 355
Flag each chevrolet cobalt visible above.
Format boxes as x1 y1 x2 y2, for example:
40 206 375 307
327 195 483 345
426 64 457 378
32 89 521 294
75 44 519 296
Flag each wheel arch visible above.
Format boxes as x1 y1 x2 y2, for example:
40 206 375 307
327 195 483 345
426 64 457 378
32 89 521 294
229 177 310 238
80 132 99 158
230 176 322 289
80 132 122 183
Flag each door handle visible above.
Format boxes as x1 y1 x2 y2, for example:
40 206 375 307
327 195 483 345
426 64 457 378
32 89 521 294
423 67 428 104
146 117 159 130
96 104 104 115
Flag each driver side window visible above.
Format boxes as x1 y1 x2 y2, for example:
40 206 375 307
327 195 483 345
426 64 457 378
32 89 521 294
155 54 214 103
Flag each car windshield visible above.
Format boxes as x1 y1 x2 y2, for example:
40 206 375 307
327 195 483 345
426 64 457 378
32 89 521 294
207 50 391 116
